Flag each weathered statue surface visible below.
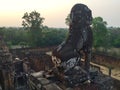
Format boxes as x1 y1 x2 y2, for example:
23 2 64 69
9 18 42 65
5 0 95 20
52 3 93 76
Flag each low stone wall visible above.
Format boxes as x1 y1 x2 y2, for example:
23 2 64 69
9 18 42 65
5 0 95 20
92 53 120 68
28 52 54 72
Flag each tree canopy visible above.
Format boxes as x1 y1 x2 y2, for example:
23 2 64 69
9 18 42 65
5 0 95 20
22 11 44 30
22 11 45 47
92 17 108 49
0 11 119 53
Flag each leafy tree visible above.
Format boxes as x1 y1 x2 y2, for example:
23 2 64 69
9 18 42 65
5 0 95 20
4 28 26 46
40 28 68 47
108 27 120 48
22 11 44 30
92 17 108 51
65 14 71 26
22 11 45 47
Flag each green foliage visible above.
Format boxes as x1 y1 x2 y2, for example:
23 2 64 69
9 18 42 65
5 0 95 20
65 14 71 26
22 11 45 47
40 28 67 47
6 41 12 48
22 11 44 30
0 27 68 48
0 27 29 46
0 25 120 50
0 13 119 51
19 42 28 48
92 17 108 49
108 27 120 48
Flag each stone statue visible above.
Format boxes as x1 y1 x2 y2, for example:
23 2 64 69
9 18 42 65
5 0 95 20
52 3 93 75
25 4 113 89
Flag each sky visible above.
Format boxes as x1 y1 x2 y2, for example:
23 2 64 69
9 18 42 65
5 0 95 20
0 0 120 28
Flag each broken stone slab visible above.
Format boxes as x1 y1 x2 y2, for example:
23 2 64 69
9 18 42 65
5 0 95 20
38 78 62 90
31 71 45 78
30 72 63 90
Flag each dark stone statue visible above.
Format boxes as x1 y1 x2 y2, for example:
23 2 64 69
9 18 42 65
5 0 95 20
52 3 93 74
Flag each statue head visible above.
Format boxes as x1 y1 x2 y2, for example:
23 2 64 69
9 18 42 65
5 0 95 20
70 3 92 27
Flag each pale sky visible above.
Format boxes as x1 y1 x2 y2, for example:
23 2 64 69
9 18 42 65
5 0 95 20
0 0 120 28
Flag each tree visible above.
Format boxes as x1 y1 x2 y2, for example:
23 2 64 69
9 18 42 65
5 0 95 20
40 28 68 47
65 14 71 26
22 11 44 30
108 27 120 48
22 11 45 47
92 17 108 51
